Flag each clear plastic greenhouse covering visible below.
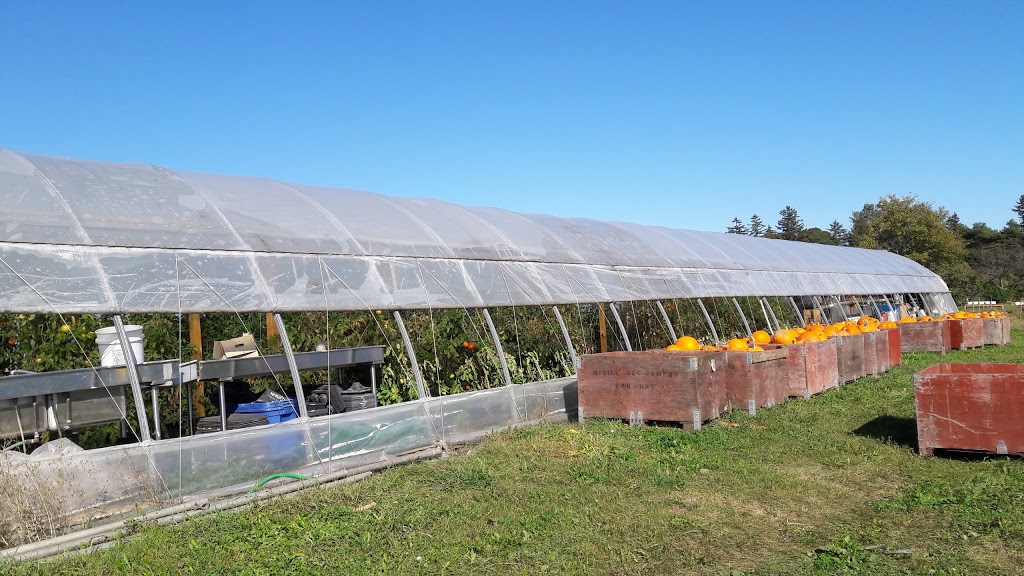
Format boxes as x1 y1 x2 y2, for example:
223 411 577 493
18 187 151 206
0 149 952 314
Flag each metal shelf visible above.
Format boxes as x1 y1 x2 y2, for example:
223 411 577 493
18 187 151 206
0 346 382 403
0 360 197 402
196 346 384 381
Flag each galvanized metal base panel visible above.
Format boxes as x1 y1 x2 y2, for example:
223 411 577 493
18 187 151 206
899 321 951 355
578 350 728 428
914 363 1024 456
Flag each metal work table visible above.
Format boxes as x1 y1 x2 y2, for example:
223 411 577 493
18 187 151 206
0 346 384 440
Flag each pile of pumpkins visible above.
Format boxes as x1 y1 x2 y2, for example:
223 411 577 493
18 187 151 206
665 315 895 353
896 310 1007 323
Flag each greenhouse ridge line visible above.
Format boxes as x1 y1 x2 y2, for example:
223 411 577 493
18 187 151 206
0 239 940 279
0 149 953 313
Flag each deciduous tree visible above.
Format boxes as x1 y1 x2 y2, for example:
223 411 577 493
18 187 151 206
850 194 971 299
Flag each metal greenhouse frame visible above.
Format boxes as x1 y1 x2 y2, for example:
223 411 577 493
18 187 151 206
0 149 955 551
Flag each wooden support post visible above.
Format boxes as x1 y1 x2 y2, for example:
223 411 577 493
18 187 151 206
598 304 608 353
266 312 280 346
188 313 205 417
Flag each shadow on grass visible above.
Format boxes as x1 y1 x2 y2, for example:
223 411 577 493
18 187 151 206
853 415 917 450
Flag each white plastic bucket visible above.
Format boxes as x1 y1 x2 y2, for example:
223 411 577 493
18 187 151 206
95 325 145 367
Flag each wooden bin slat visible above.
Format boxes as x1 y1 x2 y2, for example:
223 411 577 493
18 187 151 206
763 339 839 398
886 327 902 368
899 321 951 354
863 332 879 377
948 318 985 350
836 334 865 383
982 317 1010 346
914 363 1024 456
723 348 789 415
873 329 890 374
578 350 728 428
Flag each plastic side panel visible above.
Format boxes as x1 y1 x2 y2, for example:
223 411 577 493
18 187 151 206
258 254 392 312
173 252 270 312
417 259 484 308
0 244 112 312
511 376 576 422
426 387 519 440
468 261 554 306
99 251 184 311
0 444 161 537
304 402 436 463
370 258 429 308
151 421 311 497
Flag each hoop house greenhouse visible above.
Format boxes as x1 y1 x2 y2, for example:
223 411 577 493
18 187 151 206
0 149 954 550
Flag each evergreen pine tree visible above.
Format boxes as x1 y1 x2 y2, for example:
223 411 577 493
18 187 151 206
726 218 749 235
749 214 765 237
777 206 805 241
828 220 850 246
1014 194 1024 226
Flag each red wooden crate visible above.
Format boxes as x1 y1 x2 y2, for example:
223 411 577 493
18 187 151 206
982 318 1003 346
835 334 865 384
722 348 789 415
899 321 951 354
873 329 891 374
862 332 880 377
914 363 1024 456
948 318 985 350
885 327 901 368
578 350 728 429
763 338 840 398
982 317 1011 346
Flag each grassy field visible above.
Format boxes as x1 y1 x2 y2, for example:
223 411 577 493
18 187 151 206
9 327 1024 575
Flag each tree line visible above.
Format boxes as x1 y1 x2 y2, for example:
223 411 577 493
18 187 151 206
728 194 1024 303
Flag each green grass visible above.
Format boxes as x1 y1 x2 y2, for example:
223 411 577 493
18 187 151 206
9 329 1024 575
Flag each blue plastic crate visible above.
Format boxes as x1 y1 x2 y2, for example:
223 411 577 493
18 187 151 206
234 399 298 424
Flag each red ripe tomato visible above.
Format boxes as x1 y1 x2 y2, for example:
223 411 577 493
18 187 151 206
467 342 476 351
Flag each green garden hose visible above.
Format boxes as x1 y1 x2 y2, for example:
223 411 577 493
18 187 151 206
248 472 309 493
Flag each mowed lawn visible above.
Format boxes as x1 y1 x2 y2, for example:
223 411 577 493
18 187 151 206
10 328 1024 575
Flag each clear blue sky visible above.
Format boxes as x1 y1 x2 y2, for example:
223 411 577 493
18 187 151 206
1 1 1021 233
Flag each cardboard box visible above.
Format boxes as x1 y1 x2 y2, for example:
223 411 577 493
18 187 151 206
213 333 260 360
